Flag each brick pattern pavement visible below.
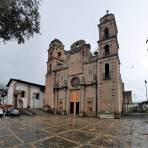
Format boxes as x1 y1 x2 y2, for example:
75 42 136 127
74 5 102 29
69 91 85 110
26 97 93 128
0 114 148 148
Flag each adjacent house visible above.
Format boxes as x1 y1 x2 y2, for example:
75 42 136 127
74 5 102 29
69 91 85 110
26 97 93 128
0 85 8 105
6 79 45 108
123 91 132 113
123 91 132 104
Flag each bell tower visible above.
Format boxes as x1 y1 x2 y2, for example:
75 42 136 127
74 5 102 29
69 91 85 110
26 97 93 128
45 39 65 108
97 12 123 118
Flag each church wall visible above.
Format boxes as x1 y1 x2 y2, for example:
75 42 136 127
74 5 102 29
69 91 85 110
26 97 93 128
57 89 66 111
68 52 83 76
84 86 96 116
115 60 123 113
84 62 96 82
45 74 55 108
97 56 122 117
83 62 97 116
56 70 67 87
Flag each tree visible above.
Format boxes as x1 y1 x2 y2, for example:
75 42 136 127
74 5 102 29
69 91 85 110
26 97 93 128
0 0 41 44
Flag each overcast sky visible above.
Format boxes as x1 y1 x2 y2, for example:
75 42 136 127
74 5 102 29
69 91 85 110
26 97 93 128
0 0 148 102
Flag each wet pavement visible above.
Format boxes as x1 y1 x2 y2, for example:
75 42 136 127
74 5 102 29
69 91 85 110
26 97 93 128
0 113 148 148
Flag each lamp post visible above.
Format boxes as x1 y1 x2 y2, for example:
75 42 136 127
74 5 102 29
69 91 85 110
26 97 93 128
144 80 148 101
145 40 148 101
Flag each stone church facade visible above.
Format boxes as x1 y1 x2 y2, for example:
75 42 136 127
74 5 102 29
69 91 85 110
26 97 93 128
45 13 125 118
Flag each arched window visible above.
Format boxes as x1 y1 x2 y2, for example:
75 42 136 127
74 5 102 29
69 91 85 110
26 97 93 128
104 45 110 56
71 77 80 88
104 28 109 39
58 52 62 58
105 63 110 79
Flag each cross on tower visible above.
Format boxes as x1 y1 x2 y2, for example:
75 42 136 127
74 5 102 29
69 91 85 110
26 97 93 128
106 10 109 14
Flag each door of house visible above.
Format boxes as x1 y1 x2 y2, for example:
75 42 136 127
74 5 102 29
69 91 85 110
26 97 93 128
70 90 80 115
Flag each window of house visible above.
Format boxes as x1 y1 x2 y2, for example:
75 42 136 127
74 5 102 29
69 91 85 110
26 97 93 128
104 45 110 56
36 93 40 99
21 91 26 98
33 92 40 99
105 63 110 79
104 28 109 39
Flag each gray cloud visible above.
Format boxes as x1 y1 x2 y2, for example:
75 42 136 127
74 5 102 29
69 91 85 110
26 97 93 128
0 0 148 102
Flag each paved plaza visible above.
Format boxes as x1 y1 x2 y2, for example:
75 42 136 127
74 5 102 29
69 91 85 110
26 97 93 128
0 112 148 148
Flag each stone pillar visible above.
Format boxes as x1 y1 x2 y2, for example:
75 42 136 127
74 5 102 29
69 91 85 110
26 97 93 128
53 89 56 109
66 90 70 114
79 85 85 116
64 88 67 111
93 85 97 116
54 89 58 110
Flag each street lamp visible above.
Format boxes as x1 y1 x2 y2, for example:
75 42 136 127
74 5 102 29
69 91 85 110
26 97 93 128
0 91 2 105
144 80 148 101
145 40 148 101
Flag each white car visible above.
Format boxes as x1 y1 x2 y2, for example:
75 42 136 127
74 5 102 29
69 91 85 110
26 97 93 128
0 108 3 117
10 108 19 116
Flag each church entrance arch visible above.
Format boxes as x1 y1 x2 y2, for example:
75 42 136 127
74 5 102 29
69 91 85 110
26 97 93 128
70 90 80 115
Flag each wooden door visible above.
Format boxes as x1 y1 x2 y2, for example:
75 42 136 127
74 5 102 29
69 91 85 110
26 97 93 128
70 90 80 115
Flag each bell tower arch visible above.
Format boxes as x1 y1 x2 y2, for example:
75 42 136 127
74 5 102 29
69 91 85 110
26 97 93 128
97 12 123 118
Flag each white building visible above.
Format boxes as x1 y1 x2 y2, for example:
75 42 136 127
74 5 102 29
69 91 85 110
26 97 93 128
7 79 45 108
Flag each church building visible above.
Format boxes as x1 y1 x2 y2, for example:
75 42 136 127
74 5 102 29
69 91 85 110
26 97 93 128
45 13 125 118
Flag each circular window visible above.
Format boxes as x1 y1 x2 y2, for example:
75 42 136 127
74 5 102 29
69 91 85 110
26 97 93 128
71 77 80 88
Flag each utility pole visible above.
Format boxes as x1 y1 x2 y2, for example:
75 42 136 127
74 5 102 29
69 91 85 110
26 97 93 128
144 80 148 101
145 39 148 101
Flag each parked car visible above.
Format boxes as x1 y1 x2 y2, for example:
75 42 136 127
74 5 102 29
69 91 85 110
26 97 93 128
5 108 20 116
0 108 3 117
